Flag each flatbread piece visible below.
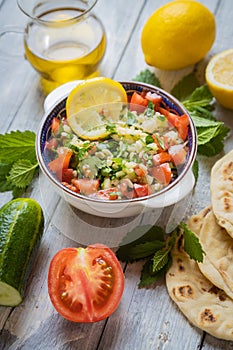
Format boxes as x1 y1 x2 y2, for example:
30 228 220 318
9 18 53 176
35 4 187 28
187 207 233 300
166 233 233 341
211 150 233 237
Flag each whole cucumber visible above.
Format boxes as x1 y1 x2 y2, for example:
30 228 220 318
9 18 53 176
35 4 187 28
0 198 44 306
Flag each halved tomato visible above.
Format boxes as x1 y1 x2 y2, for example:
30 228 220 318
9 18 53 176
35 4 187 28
48 244 124 323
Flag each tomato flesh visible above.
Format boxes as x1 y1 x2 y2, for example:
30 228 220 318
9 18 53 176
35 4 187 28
48 244 124 323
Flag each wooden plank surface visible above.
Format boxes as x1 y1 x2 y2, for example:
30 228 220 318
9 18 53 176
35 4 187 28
0 0 233 349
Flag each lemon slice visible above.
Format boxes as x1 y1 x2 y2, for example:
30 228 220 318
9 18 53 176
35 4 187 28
66 77 128 139
205 49 233 110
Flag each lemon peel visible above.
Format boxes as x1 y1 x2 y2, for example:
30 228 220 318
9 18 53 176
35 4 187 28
141 0 216 70
205 49 233 110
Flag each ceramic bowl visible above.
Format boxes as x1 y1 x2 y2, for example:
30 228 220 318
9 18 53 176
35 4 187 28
36 81 197 220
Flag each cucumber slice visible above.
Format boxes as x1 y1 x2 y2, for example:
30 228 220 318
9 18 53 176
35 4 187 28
0 198 44 306
0 281 22 306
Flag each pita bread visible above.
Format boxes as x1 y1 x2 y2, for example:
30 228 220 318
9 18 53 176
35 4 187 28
211 150 233 238
166 234 233 341
187 207 233 300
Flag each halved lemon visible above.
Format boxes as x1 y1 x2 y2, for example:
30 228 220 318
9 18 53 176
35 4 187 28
205 49 233 110
66 77 128 139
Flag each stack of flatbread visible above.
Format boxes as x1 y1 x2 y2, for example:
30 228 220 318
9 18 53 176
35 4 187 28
166 150 233 341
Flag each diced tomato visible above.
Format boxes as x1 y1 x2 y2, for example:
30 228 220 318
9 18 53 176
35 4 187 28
134 165 147 177
150 163 172 185
145 91 162 106
62 168 74 183
158 108 189 140
48 244 124 323
133 183 150 197
168 144 187 166
45 138 58 151
158 107 178 125
91 188 119 200
130 92 148 112
174 114 190 140
152 152 171 166
72 179 100 195
48 147 72 180
51 117 60 135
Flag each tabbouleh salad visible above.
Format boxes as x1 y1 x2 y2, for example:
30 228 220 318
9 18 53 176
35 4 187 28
45 90 190 200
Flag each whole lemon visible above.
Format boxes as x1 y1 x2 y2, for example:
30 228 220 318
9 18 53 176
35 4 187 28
141 0 216 70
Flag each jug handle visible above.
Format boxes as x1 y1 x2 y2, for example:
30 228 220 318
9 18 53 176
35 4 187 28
0 26 24 59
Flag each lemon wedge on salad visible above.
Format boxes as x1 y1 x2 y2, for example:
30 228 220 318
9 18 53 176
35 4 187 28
66 77 128 140
205 49 233 110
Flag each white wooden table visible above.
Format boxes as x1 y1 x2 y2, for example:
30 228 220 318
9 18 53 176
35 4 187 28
1 0 233 349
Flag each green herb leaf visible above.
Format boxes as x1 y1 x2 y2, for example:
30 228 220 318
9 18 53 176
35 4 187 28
124 240 165 261
7 159 38 188
197 126 230 156
181 223 205 262
171 73 200 101
192 158 199 183
78 156 103 178
183 85 213 109
139 259 167 288
152 248 170 273
190 114 223 128
189 107 215 121
0 130 37 164
125 111 136 126
0 163 12 176
117 225 165 262
0 176 15 192
133 69 161 87
197 125 226 146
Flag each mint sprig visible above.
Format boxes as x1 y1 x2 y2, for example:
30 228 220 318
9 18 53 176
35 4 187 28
117 224 205 288
181 223 205 262
0 131 38 196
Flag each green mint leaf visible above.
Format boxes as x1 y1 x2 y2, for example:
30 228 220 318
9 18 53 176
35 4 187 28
189 106 215 121
138 258 167 288
0 163 12 176
191 114 223 128
0 176 15 192
7 159 38 188
0 163 15 192
12 186 26 198
192 158 199 183
152 248 170 273
181 223 205 262
0 130 37 164
183 85 213 109
197 124 224 146
125 240 165 261
133 69 161 87
171 73 200 101
117 225 165 262
197 125 230 156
